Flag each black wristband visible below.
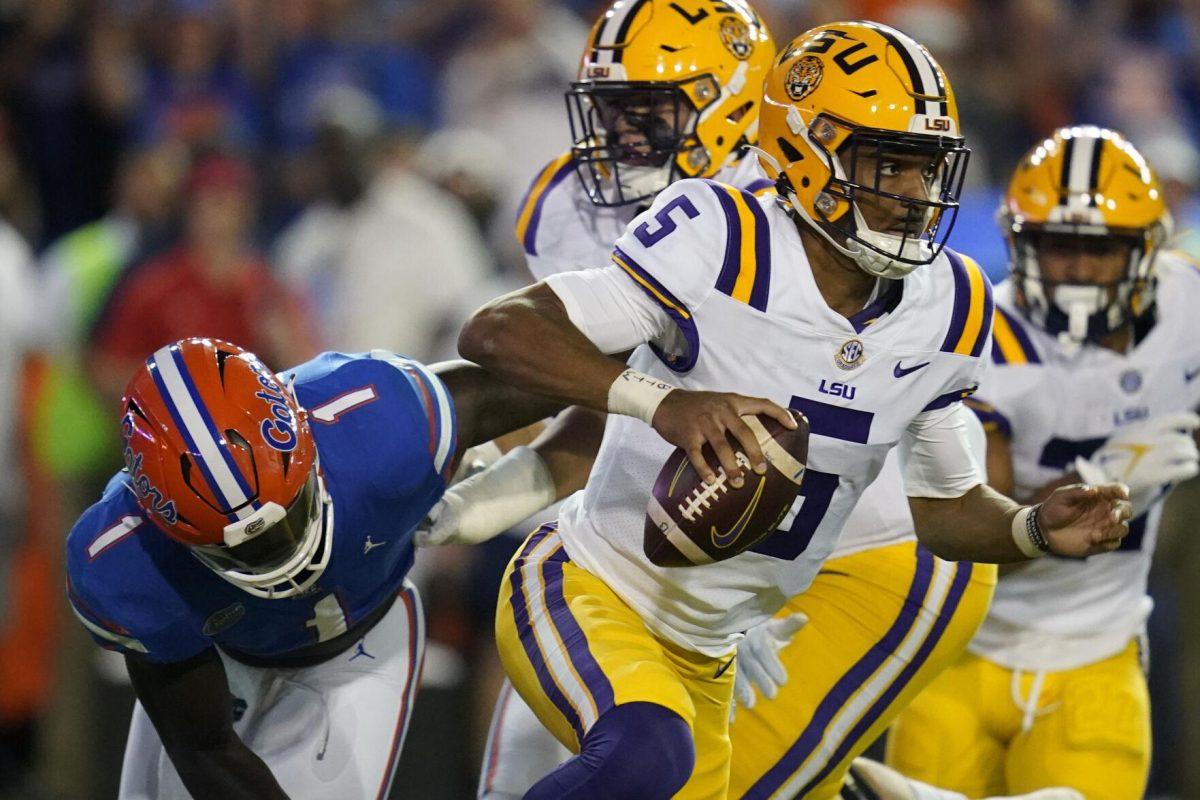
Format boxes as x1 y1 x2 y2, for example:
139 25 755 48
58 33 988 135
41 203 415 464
1026 502 1051 553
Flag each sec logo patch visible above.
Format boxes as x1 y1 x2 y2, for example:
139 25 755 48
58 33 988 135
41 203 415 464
835 338 865 370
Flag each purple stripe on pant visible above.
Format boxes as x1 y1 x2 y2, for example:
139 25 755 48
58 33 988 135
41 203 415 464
795 560 974 797
508 524 584 740
744 546 937 799
541 543 617 714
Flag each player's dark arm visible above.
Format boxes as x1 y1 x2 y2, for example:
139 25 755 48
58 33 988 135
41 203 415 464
459 282 795 484
431 359 565 469
910 481 1132 562
904 406 1131 562
532 406 609 498
458 283 627 409
125 649 289 800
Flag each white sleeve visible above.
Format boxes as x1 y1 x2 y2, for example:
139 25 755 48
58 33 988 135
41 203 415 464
900 402 986 498
545 266 673 355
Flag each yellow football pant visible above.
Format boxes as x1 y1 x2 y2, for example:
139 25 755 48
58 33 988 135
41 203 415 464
886 640 1150 799
495 524 736 800
728 542 996 800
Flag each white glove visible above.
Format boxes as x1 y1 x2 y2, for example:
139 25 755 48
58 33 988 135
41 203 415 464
732 612 808 712
1075 411 1200 512
415 494 462 548
415 446 557 547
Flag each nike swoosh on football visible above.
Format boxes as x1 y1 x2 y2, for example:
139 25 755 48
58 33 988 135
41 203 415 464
893 361 931 378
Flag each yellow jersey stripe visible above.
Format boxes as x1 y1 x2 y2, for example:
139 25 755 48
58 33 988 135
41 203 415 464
990 309 1028 364
953 256 988 355
514 152 574 253
717 185 760 305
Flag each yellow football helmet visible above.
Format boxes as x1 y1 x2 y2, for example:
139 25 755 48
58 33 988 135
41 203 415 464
757 22 968 278
1001 126 1170 344
568 0 774 206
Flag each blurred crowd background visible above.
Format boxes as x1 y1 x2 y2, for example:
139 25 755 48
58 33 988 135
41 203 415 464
0 0 1198 798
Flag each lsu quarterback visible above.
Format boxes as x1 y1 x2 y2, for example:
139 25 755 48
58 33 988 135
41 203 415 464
422 4 1050 799
887 128 1200 799
64 338 560 799
456 17 1133 799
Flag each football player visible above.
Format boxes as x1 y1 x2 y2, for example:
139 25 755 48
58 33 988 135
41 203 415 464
433 4 1001 798
65 337 561 800
886 128 1200 799
457 22 1132 800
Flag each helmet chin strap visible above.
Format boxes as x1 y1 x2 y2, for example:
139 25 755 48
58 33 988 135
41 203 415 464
849 204 933 279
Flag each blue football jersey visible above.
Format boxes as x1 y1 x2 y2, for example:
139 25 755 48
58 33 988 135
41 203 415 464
66 351 457 664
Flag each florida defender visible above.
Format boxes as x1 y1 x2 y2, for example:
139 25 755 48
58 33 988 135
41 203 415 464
65 338 560 800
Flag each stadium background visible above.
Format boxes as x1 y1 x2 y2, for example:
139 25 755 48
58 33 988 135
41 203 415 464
0 0 1197 797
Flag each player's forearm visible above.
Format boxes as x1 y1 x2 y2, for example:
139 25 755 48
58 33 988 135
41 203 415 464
168 736 289 800
909 484 1027 563
431 360 565 453
530 406 608 499
458 285 631 411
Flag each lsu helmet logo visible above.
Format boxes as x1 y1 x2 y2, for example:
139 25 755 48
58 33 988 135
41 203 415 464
785 55 823 102
719 16 754 60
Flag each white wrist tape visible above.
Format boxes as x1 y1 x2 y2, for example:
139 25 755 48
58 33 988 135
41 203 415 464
1011 505 1048 559
607 369 676 426
440 446 557 545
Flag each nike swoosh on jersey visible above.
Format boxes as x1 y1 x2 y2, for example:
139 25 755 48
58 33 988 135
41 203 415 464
1186 366 1200 382
893 361 931 378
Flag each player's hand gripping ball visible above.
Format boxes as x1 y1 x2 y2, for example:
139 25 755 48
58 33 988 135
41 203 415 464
644 410 809 567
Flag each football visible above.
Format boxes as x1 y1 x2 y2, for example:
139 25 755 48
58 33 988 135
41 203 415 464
643 410 810 568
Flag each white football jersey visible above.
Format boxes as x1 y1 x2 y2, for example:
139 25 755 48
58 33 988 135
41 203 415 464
517 153 916 561
515 150 772 281
968 253 1200 672
552 177 994 656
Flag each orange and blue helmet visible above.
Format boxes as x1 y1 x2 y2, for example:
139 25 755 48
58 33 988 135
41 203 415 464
120 337 331 599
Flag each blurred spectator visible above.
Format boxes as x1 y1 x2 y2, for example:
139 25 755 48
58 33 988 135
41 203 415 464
36 143 185 496
300 133 491 360
132 0 262 154
88 154 316 410
0 0 133 244
270 0 438 154
0 214 56 800
440 0 587 271
275 93 380 339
